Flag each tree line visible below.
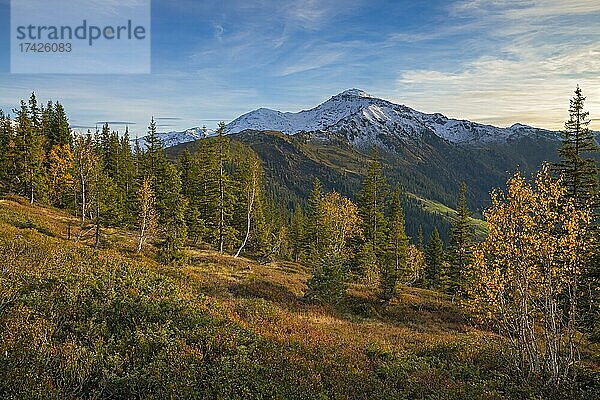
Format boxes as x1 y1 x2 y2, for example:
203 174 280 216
0 96 286 262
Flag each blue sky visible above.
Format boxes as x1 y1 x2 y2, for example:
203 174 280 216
0 0 599 136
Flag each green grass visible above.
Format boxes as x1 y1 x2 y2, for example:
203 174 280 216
406 192 488 239
0 198 598 399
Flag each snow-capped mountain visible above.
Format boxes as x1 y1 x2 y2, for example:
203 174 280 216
227 89 377 136
227 89 559 145
133 89 561 150
132 127 214 149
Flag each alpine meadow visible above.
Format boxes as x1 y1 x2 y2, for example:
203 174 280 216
1 1 600 399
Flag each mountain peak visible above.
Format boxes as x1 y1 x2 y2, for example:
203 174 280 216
336 89 372 98
221 90 559 145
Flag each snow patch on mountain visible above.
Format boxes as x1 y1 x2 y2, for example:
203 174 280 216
131 89 562 150
132 127 214 149
227 89 377 135
226 89 558 145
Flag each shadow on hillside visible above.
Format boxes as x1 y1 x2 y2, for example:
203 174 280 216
341 290 467 332
228 279 304 310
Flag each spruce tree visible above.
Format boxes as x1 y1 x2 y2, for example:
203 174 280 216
143 117 164 173
305 248 347 303
215 121 236 254
290 205 306 262
447 182 474 295
0 111 13 193
424 228 444 288
138 117 188 261
154 161 187 262
178 148 205 244
28 93 41 135
41 101 55 152
189 138 222 247
15 100 46 203
555 86 599 209
118 128 137 225
416 225 424 251
359 147 389 258
554 86 600 334
100 123 111 159
306 178 326 256
381 187 409 301
52 102 72 146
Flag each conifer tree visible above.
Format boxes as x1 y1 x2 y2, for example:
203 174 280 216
118 128 137 225
136 118 187 260
381 187 409 301
0 111 14 193
100 123 111 159
359 147 389 259
41 101 55 152
216 121 234 254
416 225 424 251
554 86 600 334
555 86 599 209
14 100 30 194
154 154 188 262
28 93 41 135
182 138 230 249
104 129 120 179
447 182 474 295
306 178 326 256
290 205 306 262
52 102 72 146
305 250 347 303
178 148 208 245
424 228 444 288
15 100 46 203
142 117 164 173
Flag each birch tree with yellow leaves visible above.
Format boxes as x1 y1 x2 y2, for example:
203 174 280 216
468 164 592 385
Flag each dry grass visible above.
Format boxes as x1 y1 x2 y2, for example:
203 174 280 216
1 196 599 399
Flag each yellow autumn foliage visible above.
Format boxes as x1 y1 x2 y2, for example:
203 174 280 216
468 163 592 383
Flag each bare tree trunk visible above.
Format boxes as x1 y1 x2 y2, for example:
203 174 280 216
94 172 100 249
137 215 146 253
78 178 86 240
235 169 257 258
94 199 100 249
29 169 34 204
235 211 251 258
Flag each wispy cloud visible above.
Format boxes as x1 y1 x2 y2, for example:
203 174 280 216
95 121 137 125
1 0 597 132
276 47 344 76
392 0 600 129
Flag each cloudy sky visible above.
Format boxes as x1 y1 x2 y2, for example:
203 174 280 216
0 0 598 136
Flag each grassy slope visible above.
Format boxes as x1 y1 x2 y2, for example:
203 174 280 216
406 193 488 240
1 198 599 399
